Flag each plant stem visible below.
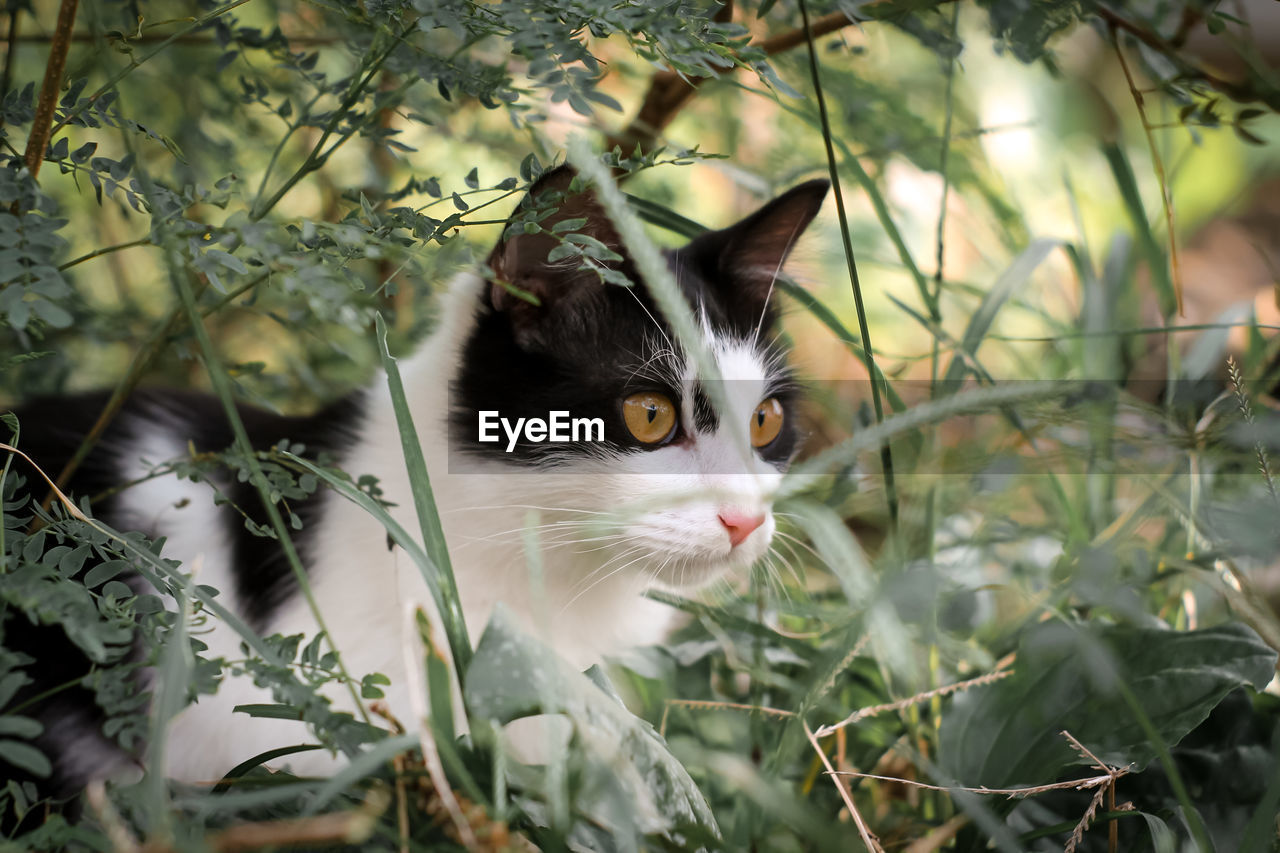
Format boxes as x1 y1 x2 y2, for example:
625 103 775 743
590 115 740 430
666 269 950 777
251 26 417 220
48 0 253 139
796 0 897 524
58 236 153 270
1111 30 1182 317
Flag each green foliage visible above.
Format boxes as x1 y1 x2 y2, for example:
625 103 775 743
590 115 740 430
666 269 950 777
0 0 1278 850
940 622 1277 786
466 605 719 844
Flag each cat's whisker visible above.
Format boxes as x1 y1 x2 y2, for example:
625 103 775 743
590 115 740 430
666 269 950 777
560 547 653 611
770 542 808 586
760 552 797 601
447 503 612 516
450 520 611 551
565 543 650 592
750 218 805 351
771 528 825 564
623 285 677 358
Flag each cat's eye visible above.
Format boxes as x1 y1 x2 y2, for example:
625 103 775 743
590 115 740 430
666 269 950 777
750 397 784 448
622 392 677 445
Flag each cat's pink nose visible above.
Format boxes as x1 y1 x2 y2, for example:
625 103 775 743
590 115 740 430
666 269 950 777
719 511 765 548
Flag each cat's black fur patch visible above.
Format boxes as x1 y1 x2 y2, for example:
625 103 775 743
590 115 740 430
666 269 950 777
2 388 364 803
118 389 369 627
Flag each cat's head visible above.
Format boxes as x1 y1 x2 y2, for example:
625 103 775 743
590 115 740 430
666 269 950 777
451 166 828 589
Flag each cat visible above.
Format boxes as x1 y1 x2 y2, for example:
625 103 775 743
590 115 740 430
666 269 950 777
5 165 829 798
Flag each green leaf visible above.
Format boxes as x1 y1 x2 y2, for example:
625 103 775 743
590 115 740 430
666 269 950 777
415 608 455 742
83 559 131 587
627 193 706 239
939 621 1277 788
0 673 28 709
550 216 588 234
211 744 325 794
359 672 390 700
464 605 719 838
234 703 305 721
942 239 1059 385
0 716 42 738
0 739 51 777
1240 720 1280 853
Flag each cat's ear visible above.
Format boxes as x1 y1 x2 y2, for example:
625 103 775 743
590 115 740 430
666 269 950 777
690 178 829 311
485 166 623 333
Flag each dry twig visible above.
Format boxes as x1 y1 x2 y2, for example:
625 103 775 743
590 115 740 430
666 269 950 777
1061 730 1132 853
803 722 885 853
815 668 1013 737
828 769 1124 798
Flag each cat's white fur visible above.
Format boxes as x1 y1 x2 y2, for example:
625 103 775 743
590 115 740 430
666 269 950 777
116 271 781 781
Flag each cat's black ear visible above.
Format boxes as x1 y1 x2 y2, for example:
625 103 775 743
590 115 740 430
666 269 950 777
486 166 623 339
688 178 829 312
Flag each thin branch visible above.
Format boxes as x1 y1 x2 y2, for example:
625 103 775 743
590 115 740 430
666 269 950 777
607 0 967 152
6 32 343 46
140 806 382 852
3 441 91 522
659 698 794 735
1060 730 1131 853
21 0 79 182
58 236 153 269
48 0 253 140
815 663 1013 739
828 769 1123 797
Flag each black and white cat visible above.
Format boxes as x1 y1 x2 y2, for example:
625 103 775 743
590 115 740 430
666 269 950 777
10 166 828 792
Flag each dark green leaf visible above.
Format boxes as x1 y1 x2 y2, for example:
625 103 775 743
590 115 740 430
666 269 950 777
939 622 1276 787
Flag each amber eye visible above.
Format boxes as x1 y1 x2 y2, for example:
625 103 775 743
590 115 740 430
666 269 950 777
750 397 784 448
622 392 678 445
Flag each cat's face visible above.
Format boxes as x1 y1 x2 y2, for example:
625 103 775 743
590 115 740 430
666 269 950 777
451 168 828 590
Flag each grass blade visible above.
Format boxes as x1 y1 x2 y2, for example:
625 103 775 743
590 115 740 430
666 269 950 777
942 239 1060 386
797 0 897 523
374 313 471 677
212 745 326 795
280 451 466 679
1102 142 1176 319
782 380 1081 495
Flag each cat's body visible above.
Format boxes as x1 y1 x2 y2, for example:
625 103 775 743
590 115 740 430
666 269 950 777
6 168 828 796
